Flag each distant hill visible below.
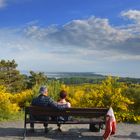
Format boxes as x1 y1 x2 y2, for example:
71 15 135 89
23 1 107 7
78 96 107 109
21 71 140 84
46 72 140 84
45 72 105 79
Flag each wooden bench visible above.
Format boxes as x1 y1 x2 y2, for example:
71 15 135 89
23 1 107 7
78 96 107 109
23 106 108 139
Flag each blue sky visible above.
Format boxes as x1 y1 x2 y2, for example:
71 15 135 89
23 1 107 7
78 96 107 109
0 0 140 78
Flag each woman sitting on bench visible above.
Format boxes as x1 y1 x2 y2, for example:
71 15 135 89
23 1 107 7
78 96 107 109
58 90 71 108
57 90 71 131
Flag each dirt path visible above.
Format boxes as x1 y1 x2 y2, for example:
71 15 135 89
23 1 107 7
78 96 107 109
0 121 140 140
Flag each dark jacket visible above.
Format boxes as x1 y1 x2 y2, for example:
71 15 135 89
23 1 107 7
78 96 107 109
31 94 65 121
32 94 64 110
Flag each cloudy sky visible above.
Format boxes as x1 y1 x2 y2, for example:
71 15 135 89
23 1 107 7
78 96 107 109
0 0 140 78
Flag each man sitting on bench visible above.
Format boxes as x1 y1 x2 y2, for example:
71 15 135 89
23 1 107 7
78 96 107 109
31 86 65 132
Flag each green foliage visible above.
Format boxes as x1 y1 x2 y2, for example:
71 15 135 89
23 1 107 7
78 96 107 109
63 77 137 122
57 77 104 84
47 80 63 101
27 71 47 88
29 79 63 101
0 59 26 93
123 85 140 115
0 74 140 123
0 111 24 122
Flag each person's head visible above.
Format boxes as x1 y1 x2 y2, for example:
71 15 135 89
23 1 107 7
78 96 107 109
59 90 67 99
39 86 48 95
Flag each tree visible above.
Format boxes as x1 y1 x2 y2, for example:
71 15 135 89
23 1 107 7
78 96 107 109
0 59 26 93
27 71 47 88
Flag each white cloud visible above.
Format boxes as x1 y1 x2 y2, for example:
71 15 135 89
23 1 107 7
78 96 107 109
120 10 140 35
0 10 140 75
24 14 140 58
121 10 140 24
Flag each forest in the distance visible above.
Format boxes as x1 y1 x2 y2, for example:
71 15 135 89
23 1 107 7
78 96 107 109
0 59 140 123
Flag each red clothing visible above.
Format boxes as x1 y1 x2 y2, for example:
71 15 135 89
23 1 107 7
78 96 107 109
103 107 116 140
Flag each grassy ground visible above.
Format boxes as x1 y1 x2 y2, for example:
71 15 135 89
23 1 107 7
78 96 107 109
0 111 24 122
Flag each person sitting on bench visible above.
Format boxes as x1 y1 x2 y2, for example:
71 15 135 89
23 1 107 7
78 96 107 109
31 86 65 132
56 90 71 131
58 90 71 108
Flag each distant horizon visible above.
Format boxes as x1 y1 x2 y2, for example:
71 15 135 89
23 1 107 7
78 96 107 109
20 70 140 79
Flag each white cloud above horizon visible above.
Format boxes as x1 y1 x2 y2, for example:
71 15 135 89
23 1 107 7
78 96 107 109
0 9 140 77
121 10 140 24
23 10 140 58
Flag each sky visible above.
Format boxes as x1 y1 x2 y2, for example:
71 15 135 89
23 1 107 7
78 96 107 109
0 0 140 78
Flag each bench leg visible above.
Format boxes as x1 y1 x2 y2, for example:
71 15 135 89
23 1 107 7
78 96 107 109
23 129 26 140
30 123 34 132
57 123 62 132
89 123 100 132
99 123 102 133
23 122 27 140
44 123 49 133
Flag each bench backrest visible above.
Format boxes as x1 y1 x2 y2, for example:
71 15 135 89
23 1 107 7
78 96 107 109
25 106 108 118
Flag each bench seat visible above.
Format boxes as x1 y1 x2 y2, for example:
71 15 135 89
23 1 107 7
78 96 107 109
23 106 108 139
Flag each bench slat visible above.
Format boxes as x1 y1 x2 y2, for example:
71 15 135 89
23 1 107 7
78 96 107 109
26 118 105 124
25 106 108 117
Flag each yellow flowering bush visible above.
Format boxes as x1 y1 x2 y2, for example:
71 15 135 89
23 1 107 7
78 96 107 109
0 76 140 123
11 90 34 108
65 77 135 122
0 89 19 120
0 86 33 120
